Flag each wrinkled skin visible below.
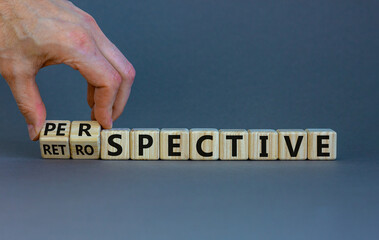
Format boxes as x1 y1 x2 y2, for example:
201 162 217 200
0 0 135 140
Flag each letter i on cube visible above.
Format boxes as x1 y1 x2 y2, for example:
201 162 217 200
248 129 278 160
39 120 337 161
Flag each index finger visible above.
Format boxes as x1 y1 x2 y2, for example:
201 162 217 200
68 50 122 129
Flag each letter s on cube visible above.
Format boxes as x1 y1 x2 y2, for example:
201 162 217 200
101 128 130 160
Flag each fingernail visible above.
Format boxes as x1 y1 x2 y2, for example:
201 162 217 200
28 124 37 141
109 118 113 128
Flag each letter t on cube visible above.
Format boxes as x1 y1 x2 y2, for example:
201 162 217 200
39 120 71 159
219 129 248 160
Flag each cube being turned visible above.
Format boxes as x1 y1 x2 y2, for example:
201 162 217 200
306 129 337 160
70 121 101 159
277 129 307 160
40 120 71 159
189 128 219 160
160 129 189 160
219 129 248 160
130 128 160 160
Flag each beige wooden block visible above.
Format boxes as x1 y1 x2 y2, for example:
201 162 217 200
219 129 248 160
39 120 71 159
278 129 307 160
70 121 101 159
248 129 278 160
190 128 219 160
130 128 160 160
160 128 189 160
306 129 337 160
101 128 130 160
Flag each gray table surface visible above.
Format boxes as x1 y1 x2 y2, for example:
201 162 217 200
1 149 378 240
1 0 378 239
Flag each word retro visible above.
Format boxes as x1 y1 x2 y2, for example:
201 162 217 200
39 121 337 160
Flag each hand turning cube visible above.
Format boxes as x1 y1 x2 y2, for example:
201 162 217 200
39 121 337 160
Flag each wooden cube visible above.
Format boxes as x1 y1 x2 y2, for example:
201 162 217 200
219 129 248 160
101 128 130 160
248 129 278 160
306 129 337 160
70 121 101 159
39 120 71 159
190 128 219 160
130 128 160 160
277 129 307 160
160 128 189 160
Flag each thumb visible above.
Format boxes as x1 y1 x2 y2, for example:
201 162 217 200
4 70 46 141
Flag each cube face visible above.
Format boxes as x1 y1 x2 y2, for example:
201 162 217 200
278 129 307 160
160 129 189 160
130 128 160 160
190 128 219 160
101 129 130 160
219 129 248 160
39 120 71 159
70 121 101 159
306 129 337 160
248 129 278 160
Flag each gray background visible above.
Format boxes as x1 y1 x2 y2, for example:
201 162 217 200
0 0 378 239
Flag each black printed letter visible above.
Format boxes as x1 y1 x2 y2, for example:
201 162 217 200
108 134 122 156
44 123 56 135
78 123 91 136
317 135 330 157
168 135 181 156
226 135 243 157
259 136 269 157
139 135 153 156
284 136 303 157
56 123 67 136
196 135 213 157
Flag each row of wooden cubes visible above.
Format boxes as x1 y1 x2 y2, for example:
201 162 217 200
39 121 337 160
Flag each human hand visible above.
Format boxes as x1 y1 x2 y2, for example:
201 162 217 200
0 0 135 140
